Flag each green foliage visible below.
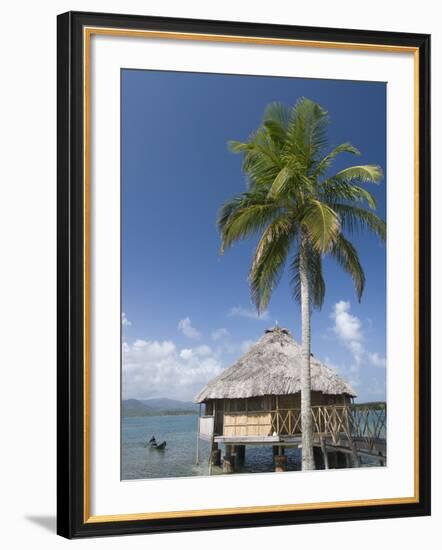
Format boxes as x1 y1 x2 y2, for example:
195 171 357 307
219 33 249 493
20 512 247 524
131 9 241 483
249 215 296 312
219 97 386 312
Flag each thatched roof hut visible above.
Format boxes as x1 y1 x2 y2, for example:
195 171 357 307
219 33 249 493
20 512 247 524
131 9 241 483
195 326 356 403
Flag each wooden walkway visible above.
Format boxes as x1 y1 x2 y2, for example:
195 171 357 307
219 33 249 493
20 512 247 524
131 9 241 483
200 402 386 469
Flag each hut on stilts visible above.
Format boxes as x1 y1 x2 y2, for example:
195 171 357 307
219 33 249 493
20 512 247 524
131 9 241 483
194 326 362 473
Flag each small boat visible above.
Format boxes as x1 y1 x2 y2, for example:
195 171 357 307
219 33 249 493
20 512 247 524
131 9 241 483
145 435 157 448
145 435 166 450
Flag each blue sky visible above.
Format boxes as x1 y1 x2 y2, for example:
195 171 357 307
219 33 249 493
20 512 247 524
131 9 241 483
121 69 386 403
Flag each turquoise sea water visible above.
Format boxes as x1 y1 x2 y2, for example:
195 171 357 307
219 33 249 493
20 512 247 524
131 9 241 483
122 414 303 480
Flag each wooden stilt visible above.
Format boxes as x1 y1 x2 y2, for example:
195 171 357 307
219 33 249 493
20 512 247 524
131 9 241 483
223 455 235 474
336 451 348 468
236 445 245 465
195 404 201 465
274 455 287 472
313 445 324 469
210 442 221 467
349 439 361 467
320 437 329 469
211 449 221 466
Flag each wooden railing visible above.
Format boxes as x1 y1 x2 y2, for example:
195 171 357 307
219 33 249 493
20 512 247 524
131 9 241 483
219 403 386 452
310 403 386 451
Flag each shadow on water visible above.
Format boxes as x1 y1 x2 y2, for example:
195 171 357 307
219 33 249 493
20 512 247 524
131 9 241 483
25 515 56 533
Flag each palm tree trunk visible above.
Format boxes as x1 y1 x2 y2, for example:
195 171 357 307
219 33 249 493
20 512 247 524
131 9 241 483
299 245 315 470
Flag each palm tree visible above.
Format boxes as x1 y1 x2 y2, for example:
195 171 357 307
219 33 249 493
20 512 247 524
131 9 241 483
218 98 386 470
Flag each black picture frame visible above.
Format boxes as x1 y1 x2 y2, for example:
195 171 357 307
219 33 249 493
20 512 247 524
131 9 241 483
57 10 431 539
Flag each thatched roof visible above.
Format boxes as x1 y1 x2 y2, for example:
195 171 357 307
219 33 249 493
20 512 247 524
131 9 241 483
194 327 356 402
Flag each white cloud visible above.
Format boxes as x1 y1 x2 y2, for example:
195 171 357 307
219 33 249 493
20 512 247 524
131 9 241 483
211 328 230 341
194 344 212 356
122 312 132 327
179 348 193 360
211 326 260 357
331 301 364 367
326 300 386 395
210 327 240 355
368 352 387 368
228 306 269 321
333 301 363 343
123 339 222 401
177 317 201 340
180 345 212 359
330 300 386 388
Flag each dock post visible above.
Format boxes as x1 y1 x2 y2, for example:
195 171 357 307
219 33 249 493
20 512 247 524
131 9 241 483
223 456 235 474
274 455 287 472
320 437 329 469
195 404 201 465
236 445 246 466
223 444 236 474
210 442 221 467
313 445 324 469
336 451 348 468
328 451 337 468
349 440 361 467
273 445 284 460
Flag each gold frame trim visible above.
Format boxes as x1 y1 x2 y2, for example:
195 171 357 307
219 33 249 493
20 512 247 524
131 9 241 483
83 27 420 524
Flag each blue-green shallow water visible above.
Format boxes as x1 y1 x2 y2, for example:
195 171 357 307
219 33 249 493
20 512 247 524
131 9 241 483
122 415 304 480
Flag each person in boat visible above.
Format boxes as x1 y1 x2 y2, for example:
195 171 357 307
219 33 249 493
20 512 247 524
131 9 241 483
145 435 157 448
146 435 166 450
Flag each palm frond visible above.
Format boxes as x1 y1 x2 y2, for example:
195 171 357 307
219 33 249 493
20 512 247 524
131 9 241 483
249 216 295 312
333 203 386 241
309 250 325 308
228 140 252 154
301 199 341 253
321 177 378 209
218 193 281 252
267 166 292 199
313 142 360 177
263 101 291 130
286 98 329 167
334 165 383 184
262 102 291 143
229 129 283 188
330 235 366 301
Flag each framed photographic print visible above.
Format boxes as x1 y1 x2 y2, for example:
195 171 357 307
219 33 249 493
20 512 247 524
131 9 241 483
57 11 431 538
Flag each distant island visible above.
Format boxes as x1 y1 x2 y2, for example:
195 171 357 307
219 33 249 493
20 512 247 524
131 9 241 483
122 398 199 418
